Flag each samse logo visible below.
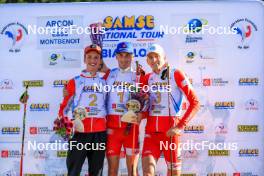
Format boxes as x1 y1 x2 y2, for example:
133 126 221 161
103 15 154 30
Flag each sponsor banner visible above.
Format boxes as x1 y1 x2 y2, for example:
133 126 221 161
0 104 20 111
101 15 164 58
237 125 258 132
179 48 218 66
170 14 219 48
29 127 53 135
30 103 50 112
214 101 235 109
0 22 28 53
42 50 81 68
184 125 204 134
53 80 69 88
238 78 259 86
36 16 83 49
238 149 259 157
230 18 258 50
1 127 20 135
0 1 263 175
0 79 14 90
208 150 230 156
23 80 44 87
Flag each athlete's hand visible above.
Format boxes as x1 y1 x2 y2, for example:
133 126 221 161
136 63 145 76
129 113 142 124
166 127 181 137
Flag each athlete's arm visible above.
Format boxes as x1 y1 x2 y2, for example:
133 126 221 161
58 79 75 118
174 69 200 129
138 73 151 119
102 69 111 80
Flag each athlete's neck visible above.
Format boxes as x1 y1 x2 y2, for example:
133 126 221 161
119 66 131 72
83 69 97 77
153 63 167 74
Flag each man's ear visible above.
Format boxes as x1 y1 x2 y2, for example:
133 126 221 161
146 57 150 66
115 54 119 61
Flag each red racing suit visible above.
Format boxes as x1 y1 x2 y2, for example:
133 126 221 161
58 71 107 133
104 67 144 156
141 68 200 170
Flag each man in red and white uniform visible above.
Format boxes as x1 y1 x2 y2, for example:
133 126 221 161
58 44 107 176
103 42 142 176
141 44 200 176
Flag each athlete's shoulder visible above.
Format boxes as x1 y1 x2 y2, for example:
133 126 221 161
110 68 119 73
109 68 119 76
173 68 186 78
73 75 81 80
173 69 192 88
63 78 76 95
104 68 118 81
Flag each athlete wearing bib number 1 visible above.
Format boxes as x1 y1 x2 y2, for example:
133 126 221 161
103 42 144 176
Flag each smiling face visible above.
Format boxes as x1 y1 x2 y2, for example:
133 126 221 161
84 51 101 73
147 52 165 73
116 52 133 70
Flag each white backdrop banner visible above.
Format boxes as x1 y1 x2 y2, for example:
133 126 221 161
0 1 264 176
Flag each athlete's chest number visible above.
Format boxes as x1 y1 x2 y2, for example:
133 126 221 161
89 94 97 106
155 92 161 104
117 92 124 103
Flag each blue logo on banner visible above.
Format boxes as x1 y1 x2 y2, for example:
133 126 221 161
1 22 28 52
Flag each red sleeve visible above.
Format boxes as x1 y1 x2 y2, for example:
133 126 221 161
139 73 150 87
139 73 151 118
102 69 111 80
174 69 200 129
58 79 75 117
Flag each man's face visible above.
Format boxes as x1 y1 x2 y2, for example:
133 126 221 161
147 52 165 71
84 51 101 72
116 52 133 69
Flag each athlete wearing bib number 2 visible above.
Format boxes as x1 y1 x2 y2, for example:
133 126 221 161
58 45 107 176
141 44 200 176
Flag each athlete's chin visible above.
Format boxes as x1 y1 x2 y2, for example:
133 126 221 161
151 64 159 71
87 67 98 72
